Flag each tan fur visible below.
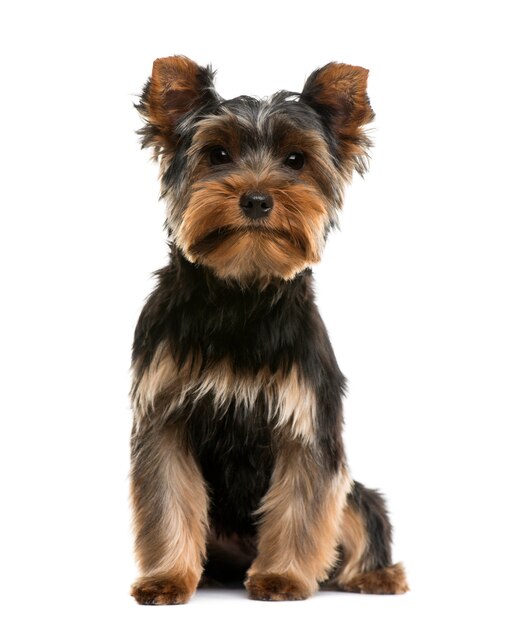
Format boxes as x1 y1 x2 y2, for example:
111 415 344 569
186 116 343 209
246 573 311 601
307 63 374 132
131 423 208 601
336 504 368 584
246 442 351 598
131 342 180 419
332 495 409 594
131 57 406 604
303 62 374 180
131 571 200 605
172 118 339 283
189 230 315 283
187 113 244 162
132 343 317 443
176 175 329 283
339 562 409 595
145 56 205 145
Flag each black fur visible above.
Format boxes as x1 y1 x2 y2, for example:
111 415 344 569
187 394 273 537
346 481 392 570
130 59 406 600
158 92 341 205
133 248 347 536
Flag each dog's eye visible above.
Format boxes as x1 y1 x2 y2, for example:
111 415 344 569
209 146 232 166
284 152 305 170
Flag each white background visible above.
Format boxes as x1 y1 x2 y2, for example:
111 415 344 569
1 1 511 624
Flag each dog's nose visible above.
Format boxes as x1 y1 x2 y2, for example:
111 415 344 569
240 191 274 219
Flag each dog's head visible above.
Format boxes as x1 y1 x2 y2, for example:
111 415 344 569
137 56 374 284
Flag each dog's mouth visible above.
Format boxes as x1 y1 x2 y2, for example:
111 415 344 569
189 225 307 257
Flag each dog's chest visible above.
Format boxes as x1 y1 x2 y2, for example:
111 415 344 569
187 392 274 535
132 333 319 533
181 363 316 533
133 344 317 444
133 345 318 534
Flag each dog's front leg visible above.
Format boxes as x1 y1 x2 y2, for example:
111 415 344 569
245 440 349 601
130 421 208 605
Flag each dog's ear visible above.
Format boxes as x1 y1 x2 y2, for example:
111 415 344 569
137 55 218 155
301 63 374 176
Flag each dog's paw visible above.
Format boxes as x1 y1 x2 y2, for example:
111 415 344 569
131 573 197 605
245 573 312 601
339 562 409 595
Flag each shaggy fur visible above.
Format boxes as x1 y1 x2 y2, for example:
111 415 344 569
130 55 408 604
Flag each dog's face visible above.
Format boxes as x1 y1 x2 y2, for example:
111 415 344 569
137 56 374 283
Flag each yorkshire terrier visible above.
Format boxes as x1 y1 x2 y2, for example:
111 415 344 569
130 56 408 604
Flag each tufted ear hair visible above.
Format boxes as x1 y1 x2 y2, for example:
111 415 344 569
136 55 218 155
301 62 375 176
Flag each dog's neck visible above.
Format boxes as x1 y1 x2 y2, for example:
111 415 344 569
169 246 313 311
132 247 318 373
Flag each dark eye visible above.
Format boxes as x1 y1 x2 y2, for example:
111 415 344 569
284 152 305 170
209 146 232 165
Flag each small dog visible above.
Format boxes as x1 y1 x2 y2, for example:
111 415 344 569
130 56 408 604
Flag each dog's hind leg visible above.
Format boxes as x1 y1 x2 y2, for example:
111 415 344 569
333 481 409 594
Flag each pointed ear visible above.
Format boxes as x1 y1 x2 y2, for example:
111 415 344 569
301 62 374 176
136 55 218 154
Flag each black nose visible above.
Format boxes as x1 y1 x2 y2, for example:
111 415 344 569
240 191 274 219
